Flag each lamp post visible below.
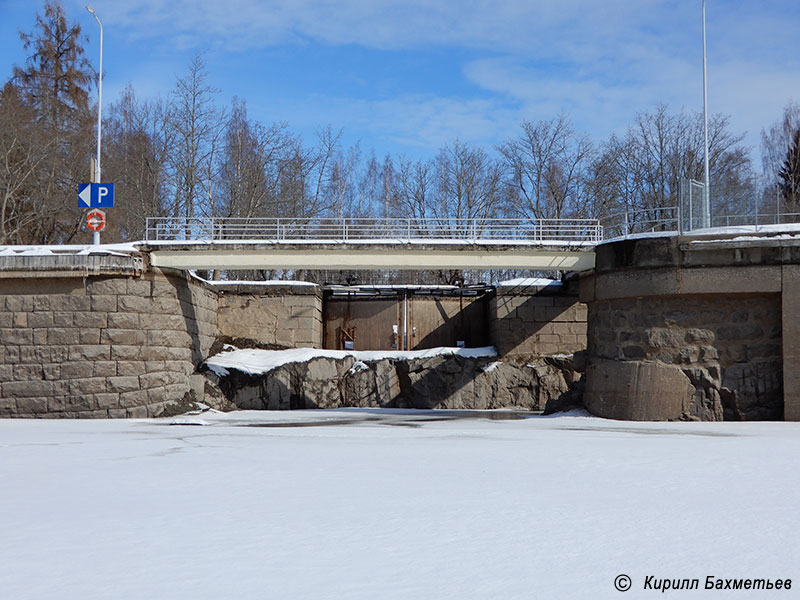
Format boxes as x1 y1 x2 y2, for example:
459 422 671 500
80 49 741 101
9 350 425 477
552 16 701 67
702 0 711 228
87 5 103 244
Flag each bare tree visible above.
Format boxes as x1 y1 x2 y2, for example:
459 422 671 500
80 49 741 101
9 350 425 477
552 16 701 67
325 141 360 218
396 156 432 221
0 82 55 243
591 105 751 231
220 98 295 219
167 54 226 220
308 125 343 217
103 86 173 240
499 114 594 219
434 141 504 227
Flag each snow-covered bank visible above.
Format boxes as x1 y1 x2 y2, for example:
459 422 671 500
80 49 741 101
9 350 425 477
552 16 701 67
0 411 797 599
205 345 498 377
200 348 581 412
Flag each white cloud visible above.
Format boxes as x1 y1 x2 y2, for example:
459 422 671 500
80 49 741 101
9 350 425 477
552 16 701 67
71 0 676 55
62 0 800 158
258 92 521 155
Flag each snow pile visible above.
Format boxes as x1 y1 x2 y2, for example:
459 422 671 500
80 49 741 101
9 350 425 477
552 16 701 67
690 222 800 236
481 361 502 373
205 346 498 377
205 279 317 286
0 243 141 256
347 360 370 375
604 222 800 244
497 277 562 287
189 272 317 286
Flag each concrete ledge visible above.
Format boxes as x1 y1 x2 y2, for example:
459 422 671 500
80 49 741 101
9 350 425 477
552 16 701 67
211 282 321 297
585 265 783 301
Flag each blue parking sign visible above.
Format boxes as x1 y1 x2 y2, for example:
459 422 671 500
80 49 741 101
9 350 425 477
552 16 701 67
78 183 115 208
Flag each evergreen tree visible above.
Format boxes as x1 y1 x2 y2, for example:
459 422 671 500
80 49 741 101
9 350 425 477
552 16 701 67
13 0 92 133
9 0 94 243
779 128 800 212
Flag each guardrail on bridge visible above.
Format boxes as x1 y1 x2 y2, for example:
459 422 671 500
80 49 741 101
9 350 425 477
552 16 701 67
144 217 604 244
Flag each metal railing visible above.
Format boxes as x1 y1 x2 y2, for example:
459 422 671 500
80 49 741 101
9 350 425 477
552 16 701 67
600 206 680 238
144 216 604 244
144 209 800 248
711 212 800 228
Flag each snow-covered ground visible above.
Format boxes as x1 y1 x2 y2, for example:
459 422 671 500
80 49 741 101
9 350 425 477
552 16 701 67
205 346 498 377
1 410 797 599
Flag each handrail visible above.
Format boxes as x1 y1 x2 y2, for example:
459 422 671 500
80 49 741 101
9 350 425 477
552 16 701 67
145 208 800 246
144 216 604 244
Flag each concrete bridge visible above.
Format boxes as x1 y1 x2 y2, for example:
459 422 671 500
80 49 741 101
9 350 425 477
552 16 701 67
142 216 602 271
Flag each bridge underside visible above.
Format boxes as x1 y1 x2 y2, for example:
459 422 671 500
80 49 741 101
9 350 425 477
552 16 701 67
142 242 596 271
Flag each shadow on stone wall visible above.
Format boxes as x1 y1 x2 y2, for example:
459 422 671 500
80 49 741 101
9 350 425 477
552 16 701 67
491 287 587 357
413 298 489 349
161 272 210 368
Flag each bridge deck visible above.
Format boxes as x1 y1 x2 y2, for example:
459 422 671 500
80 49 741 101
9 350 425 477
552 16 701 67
141 240 596 271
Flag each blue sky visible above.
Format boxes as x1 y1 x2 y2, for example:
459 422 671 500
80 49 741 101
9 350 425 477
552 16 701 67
1 0 799 161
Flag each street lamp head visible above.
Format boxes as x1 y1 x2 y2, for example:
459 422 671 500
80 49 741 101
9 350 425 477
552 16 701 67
86 5 95 14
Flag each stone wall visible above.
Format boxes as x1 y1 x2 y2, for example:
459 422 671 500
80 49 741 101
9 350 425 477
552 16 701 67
580 233 797 421
0 268 217 418
490 282 587 357
216 283 322 348
0 252 593 417
587 294 782 420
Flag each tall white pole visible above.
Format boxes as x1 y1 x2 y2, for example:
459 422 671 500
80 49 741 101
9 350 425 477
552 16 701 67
87 5 103 244
702 0 711 228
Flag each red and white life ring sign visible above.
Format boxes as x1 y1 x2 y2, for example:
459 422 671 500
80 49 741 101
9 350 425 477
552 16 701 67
86 209 106 232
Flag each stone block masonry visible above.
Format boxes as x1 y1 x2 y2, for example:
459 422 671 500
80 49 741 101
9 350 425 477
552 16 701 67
490 280 587 357
215 283 323 348
587 294 782 420
580 233 800 421
0 255 584 417
0 268 217 418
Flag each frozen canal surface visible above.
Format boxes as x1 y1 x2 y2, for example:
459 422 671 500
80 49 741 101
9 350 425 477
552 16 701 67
0 409 797 599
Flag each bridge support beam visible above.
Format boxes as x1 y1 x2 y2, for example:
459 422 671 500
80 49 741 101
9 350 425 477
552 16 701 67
145 244 596 272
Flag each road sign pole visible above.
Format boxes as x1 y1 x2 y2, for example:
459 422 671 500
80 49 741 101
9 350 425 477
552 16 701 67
88 6 104 245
